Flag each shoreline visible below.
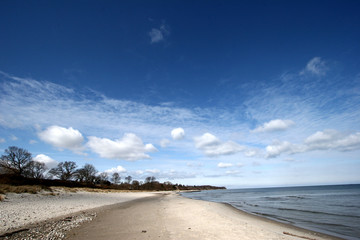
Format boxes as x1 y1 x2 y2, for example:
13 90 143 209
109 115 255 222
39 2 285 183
66 192 343 240
1 191 346 240
219 201 344 240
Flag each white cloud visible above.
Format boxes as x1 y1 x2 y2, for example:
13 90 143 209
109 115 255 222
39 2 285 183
104 165 127 174
145 169 160 174
149 24 169 43
244 149 259 157
171 128 185 140
301 57 327 76
253 119 295 133
33 154 58 169
305 130 360 152
29 139 37 144
0 72 201 143
266 129 360 158
38 126 84 153
160 138 170 148
225 170 241 175
194 133 245 157
149 28 164 43
266 140 298 158
0 138 5 143
87 133 157 161
217 162 233 168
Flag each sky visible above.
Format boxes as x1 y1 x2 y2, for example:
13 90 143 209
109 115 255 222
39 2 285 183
0 0 359 188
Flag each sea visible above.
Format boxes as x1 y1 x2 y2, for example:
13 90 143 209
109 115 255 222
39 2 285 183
181 184 360 240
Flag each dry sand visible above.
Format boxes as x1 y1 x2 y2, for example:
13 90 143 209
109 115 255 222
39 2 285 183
0 188 154 235
65 192 341 240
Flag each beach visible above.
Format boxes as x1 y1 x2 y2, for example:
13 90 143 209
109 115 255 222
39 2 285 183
1 189 342 240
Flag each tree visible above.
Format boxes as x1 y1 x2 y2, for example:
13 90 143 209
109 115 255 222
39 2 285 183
111 172 121 184
0 146 32 176
132 180 140 190
125 175 132 184
75 164 97 183
95 172 110 185
49 161 77 180
25 161 47 179
145 176 156 183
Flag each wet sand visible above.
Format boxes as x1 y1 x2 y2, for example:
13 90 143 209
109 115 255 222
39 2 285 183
65 192 342 240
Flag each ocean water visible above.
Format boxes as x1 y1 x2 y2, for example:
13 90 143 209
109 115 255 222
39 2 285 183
181 184 360 240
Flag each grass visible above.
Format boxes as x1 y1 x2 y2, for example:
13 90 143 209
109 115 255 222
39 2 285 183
0 184 51 194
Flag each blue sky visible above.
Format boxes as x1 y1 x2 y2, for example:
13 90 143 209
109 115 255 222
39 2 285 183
1 0 359 188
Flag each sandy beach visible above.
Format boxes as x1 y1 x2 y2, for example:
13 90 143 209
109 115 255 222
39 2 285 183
1 190 342 240
0 188 154 236
66 192 341 240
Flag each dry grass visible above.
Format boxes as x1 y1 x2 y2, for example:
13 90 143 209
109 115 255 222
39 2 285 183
0 184 50 194
56 187 132 193
0 184 137 196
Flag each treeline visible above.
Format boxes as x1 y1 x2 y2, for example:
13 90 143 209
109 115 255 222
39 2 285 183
0 146 225 191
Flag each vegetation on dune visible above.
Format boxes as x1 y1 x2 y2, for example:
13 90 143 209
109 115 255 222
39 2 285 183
0 146 226 193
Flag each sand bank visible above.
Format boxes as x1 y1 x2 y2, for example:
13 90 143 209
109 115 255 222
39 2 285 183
66 192 341 240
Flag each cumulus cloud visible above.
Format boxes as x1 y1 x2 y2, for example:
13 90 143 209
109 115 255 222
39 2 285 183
253 119 295 133
305 130 360 152
217 162 233 168
171 128 185 140
160 138 170 148
33 154 58 169
87 133 157 161
104 165 127 174
266 140 298 158
194 133 245 157
149 24 169 43
300 57 328 76
38 126 84 153
266 129 360 158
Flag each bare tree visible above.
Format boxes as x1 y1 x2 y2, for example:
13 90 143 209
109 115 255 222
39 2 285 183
111 172 121 184
25 161 47 179
125 175 132 184
0 146 32 176
75 164 97 183
145 176 156 183
49 161 77 180
95 172 109 184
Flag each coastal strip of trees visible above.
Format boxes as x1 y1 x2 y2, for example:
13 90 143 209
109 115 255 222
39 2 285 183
0 146 225 191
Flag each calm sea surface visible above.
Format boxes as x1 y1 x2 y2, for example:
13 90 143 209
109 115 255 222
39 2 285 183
181 184 360 240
